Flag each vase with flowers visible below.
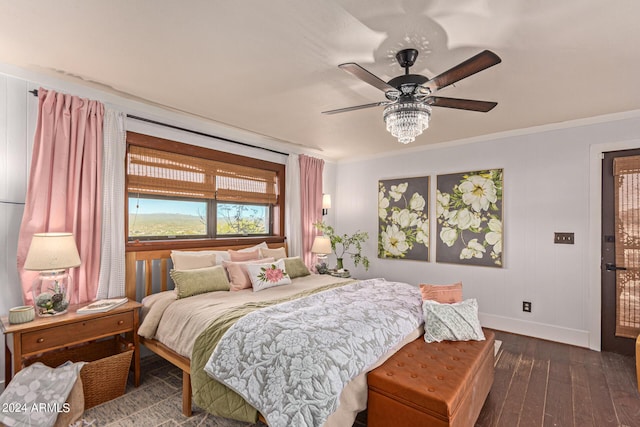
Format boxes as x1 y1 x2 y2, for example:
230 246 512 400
314 222 370 275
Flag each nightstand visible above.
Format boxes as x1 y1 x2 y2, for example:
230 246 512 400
1 299 142 387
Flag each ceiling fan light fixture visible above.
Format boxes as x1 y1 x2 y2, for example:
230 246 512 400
383 102 431 144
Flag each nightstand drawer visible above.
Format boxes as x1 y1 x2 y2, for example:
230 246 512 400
21 312 134 354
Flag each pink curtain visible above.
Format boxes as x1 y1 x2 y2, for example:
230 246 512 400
299 155 324 268
17 88 104 305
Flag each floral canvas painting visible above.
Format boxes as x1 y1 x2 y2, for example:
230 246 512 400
436 169 503 267
378 176 429 261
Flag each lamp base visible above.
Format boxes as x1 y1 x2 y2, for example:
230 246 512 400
32 270 72 316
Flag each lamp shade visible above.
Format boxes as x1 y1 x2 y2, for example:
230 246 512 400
311 236 332 255
24 232 81 271
322 194 332 209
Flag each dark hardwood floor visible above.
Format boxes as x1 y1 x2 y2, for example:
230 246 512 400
475 330 640 427
355 329 640 427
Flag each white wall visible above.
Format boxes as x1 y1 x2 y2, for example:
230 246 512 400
334 113 640 349
0 75 38 387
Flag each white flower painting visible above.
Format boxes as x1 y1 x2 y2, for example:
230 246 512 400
378 176 429 261
436 169 503 267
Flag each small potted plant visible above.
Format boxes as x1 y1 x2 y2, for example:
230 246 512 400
314 222 370 275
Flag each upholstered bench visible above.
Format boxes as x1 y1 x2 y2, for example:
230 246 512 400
367 329 495 427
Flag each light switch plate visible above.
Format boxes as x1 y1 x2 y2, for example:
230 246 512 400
554 232 575 244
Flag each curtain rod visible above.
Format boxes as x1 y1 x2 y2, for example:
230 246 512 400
28 89 289 157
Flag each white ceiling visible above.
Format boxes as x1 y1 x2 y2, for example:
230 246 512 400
1 0 639 160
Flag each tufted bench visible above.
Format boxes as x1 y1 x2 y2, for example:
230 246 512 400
367 329 495 427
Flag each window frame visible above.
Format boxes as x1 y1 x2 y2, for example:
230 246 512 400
125 132 285 251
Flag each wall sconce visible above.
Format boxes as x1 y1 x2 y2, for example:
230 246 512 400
322 194 332 216
24 232 81 316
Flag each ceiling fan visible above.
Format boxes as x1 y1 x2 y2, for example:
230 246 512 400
322 48 502 144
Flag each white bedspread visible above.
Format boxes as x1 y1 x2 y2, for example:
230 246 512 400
204 279 424 427
138 274 355 358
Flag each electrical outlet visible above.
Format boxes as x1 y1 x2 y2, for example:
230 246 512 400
522 301 532 312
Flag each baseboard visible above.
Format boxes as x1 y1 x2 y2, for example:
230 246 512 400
479 312 591 349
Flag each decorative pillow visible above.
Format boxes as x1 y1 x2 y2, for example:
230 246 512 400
238 241 268 252
209 250 231 264
259 246 287 260
423 298 485 343
419 282 463 303
170 266 230 298
246 259 292 292
171 250 217 270
223 257 275 291
283 256 311 278
228 249 260 262
174 250 230 265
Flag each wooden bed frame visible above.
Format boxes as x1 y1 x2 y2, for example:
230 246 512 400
124 240 287 417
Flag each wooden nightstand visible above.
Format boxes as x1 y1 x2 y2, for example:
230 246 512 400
1 299 142 387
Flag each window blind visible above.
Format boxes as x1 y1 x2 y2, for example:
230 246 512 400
127 145 278 204
613 155 640 338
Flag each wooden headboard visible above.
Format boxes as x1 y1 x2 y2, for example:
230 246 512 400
124 241 287 302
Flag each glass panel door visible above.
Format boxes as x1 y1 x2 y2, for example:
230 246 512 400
613 155 640 338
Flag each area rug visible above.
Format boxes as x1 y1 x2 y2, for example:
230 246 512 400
74 340 503 426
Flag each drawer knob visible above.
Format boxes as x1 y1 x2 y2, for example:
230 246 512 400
117 320 124 325
36 338 44 343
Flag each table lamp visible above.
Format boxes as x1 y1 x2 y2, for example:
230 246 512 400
24 232 81 316
311 235 332 274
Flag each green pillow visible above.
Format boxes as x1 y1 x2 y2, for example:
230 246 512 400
283 256 311 279
170 265 230 298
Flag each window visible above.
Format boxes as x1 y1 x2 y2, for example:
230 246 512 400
128 196 208 238
126 132 284 242
217 202 269 236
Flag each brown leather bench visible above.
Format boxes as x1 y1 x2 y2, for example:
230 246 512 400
367 329 495 427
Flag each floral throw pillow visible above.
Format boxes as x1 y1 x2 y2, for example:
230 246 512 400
246 259 292 292
423 298 485 343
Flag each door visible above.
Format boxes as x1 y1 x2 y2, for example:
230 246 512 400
601 148 640 355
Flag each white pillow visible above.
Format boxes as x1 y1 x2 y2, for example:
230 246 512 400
246 259 292 292
259 246 287 260
422 298 485 343
171 250 230 266
238 241 268 252
170 251 217 270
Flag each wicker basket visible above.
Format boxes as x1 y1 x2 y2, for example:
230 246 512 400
25 338 134 409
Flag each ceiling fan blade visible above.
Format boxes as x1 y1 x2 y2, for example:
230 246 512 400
424 50 501 93
428 97 498 112
339 63 398 94
322 101 388 115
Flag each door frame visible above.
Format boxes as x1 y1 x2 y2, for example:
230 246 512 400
588 138 640 351
601 148 640 354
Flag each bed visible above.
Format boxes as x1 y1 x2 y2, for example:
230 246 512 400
126 241 424 426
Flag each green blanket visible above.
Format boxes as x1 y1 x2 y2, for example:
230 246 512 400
191 280 354 422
